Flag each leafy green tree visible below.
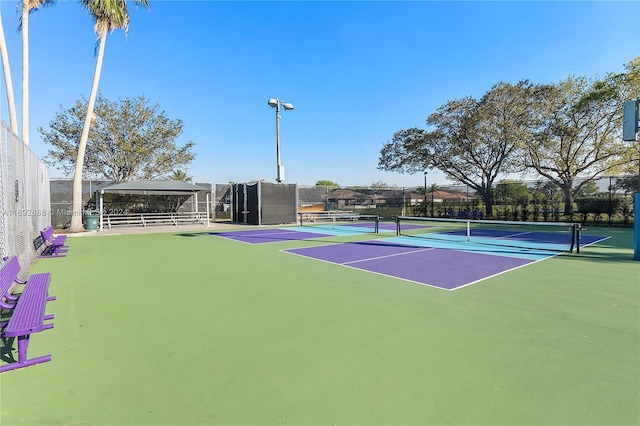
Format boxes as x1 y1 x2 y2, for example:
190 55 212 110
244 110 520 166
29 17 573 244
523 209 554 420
494 180 531 204
523 75 631 214
612 175 640 195
40 95 195 181
371 181 393 190
379 81 539 215
168 169 192 182
574 180 600 197
600 57 640 176
315 180 339 189
531 181 562 202
70 0 150 231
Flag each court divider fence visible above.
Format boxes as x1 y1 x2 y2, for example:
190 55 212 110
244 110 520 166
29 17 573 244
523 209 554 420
230 182 297 225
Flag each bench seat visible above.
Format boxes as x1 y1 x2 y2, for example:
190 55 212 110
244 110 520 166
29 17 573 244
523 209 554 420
0 257 55 373
33 235 67 258
41 227 68 248
3 273 52 336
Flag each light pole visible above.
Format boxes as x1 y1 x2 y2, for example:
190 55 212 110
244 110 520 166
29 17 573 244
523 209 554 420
431 184 435 217
268 97 294 183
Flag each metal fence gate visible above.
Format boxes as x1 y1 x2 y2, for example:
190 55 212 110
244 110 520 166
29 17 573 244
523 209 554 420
231 182 297 225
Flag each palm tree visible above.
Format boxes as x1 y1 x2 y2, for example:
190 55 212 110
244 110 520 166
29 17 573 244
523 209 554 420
69 0 149 232
0 9 18 134
169 170 192 182
20 0 54 145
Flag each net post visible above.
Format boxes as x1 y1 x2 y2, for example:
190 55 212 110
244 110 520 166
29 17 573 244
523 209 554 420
395 216 400 236
575 223 581 254
569 223 576 253
375 215 379 234
299 213 303 226
466 219 471 241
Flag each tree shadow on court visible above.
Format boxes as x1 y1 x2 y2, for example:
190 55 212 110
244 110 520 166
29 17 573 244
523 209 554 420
565 250 640 263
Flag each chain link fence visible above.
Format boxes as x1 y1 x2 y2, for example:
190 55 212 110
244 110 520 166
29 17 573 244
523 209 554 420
297 178 637 226
44 176 638 231
433 177 637 225
50 180 221 228
0 120 51 271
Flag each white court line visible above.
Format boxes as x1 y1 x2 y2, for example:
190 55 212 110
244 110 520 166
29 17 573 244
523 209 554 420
341 247 435 265
494 230 533 240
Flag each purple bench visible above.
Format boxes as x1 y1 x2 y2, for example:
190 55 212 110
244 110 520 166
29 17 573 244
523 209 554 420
33 234 66 258
0 256 55 373
39 227 69 255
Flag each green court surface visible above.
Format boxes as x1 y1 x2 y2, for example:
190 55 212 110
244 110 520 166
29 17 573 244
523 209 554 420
1 226 638 425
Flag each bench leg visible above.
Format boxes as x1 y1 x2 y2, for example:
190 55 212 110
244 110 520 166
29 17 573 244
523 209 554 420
5 293 19 302
0 300 16 309
38 246 67 258
0 334 52 373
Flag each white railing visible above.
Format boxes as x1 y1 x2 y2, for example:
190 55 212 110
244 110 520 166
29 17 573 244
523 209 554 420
104 212 205 229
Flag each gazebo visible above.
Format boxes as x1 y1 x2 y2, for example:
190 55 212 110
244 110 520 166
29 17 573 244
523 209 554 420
98 181 211 230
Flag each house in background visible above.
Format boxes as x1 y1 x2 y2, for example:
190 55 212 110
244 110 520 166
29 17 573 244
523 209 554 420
298 187 479 212
326 188 370 210
429 190 476 203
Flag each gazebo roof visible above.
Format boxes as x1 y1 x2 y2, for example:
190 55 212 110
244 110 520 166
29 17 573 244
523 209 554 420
101 181 209 195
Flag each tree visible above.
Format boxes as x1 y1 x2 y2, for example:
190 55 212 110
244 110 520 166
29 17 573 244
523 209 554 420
0 9 18 134
19 0 54 145
370 181 391 190
379 81 539 215
40 95 195 181
601 57 640 177
574 180 600 197
415 183 438 213
70 0 150 232
169 169 192 182
315 180 339 189
612 175 640 196
523 75 631 214
494 180 531 205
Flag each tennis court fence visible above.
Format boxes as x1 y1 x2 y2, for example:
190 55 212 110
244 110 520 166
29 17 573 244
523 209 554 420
0 120 51 269
298 212 380 233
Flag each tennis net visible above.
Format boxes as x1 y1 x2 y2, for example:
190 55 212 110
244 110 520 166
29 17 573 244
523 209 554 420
395 216 580 252
298 212 379 233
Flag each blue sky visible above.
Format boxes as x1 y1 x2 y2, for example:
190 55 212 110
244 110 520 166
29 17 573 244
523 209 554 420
0 1 638 188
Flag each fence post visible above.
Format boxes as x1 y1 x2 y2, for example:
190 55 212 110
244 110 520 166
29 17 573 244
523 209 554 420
635 194 640 261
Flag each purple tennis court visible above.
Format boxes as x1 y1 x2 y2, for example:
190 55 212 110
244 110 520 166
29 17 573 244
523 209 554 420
210 222 395 244
284 240 546 290
214 225 609 289
210 228 334 244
